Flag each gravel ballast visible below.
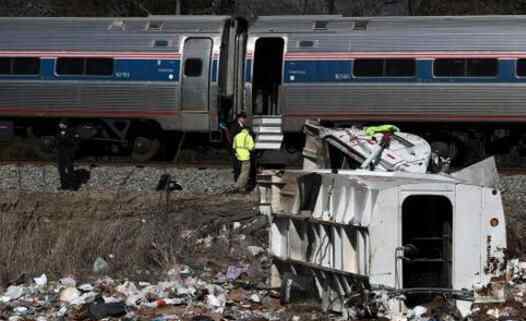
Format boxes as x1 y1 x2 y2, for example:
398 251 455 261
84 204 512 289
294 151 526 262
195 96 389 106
2 163 526 193
0 165 234 193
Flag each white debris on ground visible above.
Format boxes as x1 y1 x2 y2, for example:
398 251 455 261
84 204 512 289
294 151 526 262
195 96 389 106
5 260 526 321
0 165 234 193
0 265 290 321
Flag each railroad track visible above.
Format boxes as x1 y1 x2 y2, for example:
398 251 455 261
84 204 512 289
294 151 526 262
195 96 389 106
1 158 525 176
0 159 231 169
497 168 526 176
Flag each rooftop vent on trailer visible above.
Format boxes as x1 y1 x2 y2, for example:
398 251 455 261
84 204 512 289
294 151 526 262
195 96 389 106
353 20 368 31
313 20 329 30
147 21 164 32
109 20 126 31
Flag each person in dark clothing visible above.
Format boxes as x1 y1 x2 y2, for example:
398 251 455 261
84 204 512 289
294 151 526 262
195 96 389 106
227 112 248 182
56 120 78 190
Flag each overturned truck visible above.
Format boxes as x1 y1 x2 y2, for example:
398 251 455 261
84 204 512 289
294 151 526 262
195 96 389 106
258 124 507 319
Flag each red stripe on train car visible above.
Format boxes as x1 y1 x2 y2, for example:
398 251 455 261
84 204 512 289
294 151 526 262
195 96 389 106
0 51 182 59
284 51 526 59
283 113 526 122
0 108 178 117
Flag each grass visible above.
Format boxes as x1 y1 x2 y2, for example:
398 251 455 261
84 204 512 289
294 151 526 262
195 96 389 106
0 191 259 286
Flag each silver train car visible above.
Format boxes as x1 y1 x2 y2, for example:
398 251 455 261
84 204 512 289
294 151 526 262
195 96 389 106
2 15 526 161
0 15 247 160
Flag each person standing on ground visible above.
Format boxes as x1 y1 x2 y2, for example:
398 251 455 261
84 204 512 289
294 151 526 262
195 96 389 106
227 112 248 182
56 120 78 190
233 127 255 193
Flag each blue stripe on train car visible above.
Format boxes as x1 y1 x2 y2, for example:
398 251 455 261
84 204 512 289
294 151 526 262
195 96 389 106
284 61 352 82
245 59 252 82
283 59 526 83
0 58 181 82
212 60 218 82
112 59 180 82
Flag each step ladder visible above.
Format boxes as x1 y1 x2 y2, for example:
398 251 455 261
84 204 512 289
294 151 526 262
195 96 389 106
252 115 284 150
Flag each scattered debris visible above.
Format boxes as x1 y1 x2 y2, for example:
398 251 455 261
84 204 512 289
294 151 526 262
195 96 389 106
247 246 266 257
59 287 81 304
33 274 47 287
226 264 249 281
87 302 128 320
92 256 110 274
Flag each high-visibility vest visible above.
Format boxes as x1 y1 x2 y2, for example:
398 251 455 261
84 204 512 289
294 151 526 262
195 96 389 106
365 124 400 137
233 129 255 161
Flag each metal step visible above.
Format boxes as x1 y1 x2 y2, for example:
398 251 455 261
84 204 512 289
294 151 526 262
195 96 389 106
256 141 283 150
253 117 282 126
253 115 284 150
256 134 283 143
253 126 282 134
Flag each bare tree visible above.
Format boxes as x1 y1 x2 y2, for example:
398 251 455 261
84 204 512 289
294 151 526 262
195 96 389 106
175 0 182 14
326 0 336 14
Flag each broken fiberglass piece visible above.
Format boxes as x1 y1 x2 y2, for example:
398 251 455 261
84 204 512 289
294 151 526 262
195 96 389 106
303 120 432 173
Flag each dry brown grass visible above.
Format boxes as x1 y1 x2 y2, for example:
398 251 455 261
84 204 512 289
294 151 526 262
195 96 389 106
0 191 258 286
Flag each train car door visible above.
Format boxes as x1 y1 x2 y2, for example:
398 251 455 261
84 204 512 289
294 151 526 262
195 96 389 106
179 38 212 131
252 37 285 116
250 37 285 150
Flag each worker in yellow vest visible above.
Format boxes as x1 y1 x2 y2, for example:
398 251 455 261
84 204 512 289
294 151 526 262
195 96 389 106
233 128 255 193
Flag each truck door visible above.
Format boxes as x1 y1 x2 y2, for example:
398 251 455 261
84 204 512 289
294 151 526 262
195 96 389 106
179 38 212 131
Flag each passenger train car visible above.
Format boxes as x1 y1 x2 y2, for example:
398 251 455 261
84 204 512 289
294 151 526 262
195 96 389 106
2 14 526 161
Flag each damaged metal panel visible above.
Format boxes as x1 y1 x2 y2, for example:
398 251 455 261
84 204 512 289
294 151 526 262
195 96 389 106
259 165 507 317
302 121 432 173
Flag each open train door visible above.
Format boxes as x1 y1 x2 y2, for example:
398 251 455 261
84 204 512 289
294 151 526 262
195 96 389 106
251 37 285 150
178 38 212 131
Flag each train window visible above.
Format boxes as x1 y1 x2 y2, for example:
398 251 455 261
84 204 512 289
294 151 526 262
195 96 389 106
12 58 40 75
353 59 383 77
86 58 113 76
298 40 315 48
313 21 329 30
57 58 113 76
353 21 369 31
354 59 415 77
0 58 11 74
434 58 498 77
184 58 203 77
109 20 126 31
517 59 526 76
57 58 84 75
385 59 415 76
467 59 497 76
434 59 465 77
147 21 163 32
154 40 170 48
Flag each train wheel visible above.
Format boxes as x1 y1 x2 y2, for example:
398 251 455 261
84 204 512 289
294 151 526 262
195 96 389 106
33 136 57 161
131 136 160 162
27 126 57 161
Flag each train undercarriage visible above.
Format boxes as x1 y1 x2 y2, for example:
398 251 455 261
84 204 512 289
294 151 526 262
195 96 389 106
1 115 526 168
0 118 169 162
